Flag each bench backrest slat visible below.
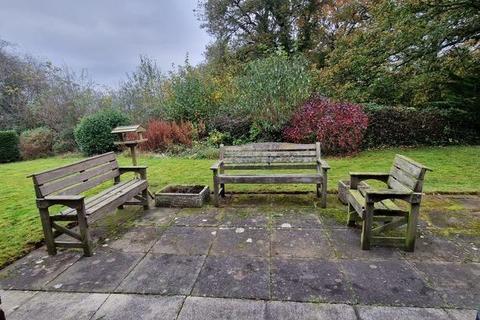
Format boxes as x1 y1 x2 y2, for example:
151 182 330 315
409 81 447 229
388 154 430 192
31 152 119 197
221 143 318 164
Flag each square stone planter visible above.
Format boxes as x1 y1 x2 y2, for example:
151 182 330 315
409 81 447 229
338 180 368 205
155 185 210 208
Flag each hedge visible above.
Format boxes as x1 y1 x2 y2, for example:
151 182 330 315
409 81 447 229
0 130 20 163
362 105 479 149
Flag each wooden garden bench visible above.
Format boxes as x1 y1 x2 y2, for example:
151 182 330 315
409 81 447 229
346 154 431 251
211 142 330 207
30 152 149 257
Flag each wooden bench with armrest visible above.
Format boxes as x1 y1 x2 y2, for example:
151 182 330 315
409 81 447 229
30 152 149 256
211 142 330 207
346 154 431 251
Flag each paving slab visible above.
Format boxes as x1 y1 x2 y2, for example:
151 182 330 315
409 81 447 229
457 235 480 263
0 290 37 316
116 253 204 295
178 296 266 320
413 262 480 308
356 305 451 320
210 228 269 257
0 249 81 290
271 229 334 259
221 207 269 228
192 255 269 299
228 194 318 208
8 291 108 320
271 258 352 303
46 249 143 292
400 232 473 263
174 208 224 227
445 308 479 320
341 260 442 307
151 226 216 255
266 301 357 320
92 293 184 320
271 209 324 229
109 226 161 253
328 228 403 260
135 207 179 226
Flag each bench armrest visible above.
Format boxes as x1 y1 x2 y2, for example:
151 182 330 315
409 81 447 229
210 161 224 171
37 195 85 208
317 159 330 170
365 189 421 204
350 172 390 189
119 166 147 179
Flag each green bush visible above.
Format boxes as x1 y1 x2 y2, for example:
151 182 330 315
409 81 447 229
19 127 54 160
74 109 130 156
362 106 479 148
164 64 223 123
0 130 20 163
232 51 313 140
53 128 77 154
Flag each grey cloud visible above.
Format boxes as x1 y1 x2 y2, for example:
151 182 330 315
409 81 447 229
0 0 212 87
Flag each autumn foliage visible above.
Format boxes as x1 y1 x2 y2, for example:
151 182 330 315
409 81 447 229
141 120 194 152
283 97 368 155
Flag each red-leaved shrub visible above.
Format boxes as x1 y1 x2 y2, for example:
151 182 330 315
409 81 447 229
283 97 368 155
141 120 193 152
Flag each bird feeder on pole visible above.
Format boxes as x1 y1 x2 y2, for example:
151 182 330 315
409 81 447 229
111 125 147 166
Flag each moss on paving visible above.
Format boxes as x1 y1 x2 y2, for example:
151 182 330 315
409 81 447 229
0 145 478 267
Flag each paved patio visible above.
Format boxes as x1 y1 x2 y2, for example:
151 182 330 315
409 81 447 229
1 194 479 319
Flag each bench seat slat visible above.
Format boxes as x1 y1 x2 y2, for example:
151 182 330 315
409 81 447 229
86 180 147 221
60 179 141 216
348 189 406 216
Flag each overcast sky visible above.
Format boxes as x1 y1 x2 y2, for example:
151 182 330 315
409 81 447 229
0 0 212 88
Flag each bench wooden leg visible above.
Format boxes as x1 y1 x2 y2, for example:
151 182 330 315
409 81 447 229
320 171 328 208
220 184 225 197
361 203 374 250
39 208 57 256
213 174 220 207
405 203 420 252
142 188 149 210
347 204 356 227
76 204 93 257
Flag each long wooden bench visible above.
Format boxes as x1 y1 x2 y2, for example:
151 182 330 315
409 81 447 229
346 154 431 251
30 152 149 256
210 142 330 207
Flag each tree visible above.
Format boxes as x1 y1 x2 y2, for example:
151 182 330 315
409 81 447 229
197 0 371 64
319 0 480 111
116 55 166 123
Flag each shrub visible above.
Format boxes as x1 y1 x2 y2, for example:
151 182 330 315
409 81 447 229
141 119 194 152
163 63 223 123
362 105 479 148
74 109 130 156
208 114 252 143
283 97 368 155
233 52 313 140
53 129 77 154
0 130 20 163
19 127 54 160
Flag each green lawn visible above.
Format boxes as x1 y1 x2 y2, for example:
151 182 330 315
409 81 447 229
0 145 478 267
